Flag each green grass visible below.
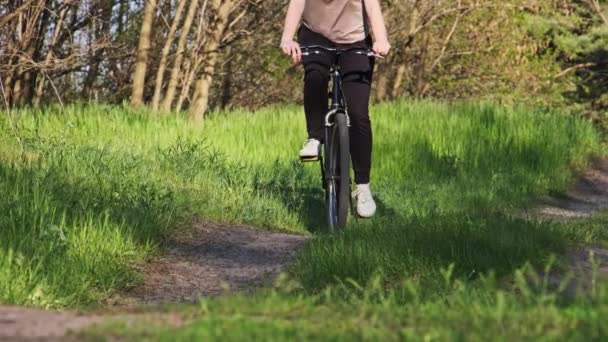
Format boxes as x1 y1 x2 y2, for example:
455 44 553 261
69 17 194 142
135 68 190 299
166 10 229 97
0 100 606 338
83 269 608 341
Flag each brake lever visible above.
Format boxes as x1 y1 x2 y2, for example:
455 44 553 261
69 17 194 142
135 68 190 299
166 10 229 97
366 52 384 59
353 50 384 59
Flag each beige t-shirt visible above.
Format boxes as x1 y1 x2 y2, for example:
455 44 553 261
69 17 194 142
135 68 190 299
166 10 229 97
302 0 367 44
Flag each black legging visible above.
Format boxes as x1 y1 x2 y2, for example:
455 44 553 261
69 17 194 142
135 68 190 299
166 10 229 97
298 26 374 185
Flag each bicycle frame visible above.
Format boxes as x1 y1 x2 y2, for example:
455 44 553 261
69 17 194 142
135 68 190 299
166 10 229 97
319 68 346 197
324 69 349 127
323 67 347 190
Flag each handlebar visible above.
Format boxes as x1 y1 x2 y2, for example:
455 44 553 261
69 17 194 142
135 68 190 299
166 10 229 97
300 45 383 59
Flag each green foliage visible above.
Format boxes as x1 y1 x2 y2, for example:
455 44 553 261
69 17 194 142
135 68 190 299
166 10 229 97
522 0 608 128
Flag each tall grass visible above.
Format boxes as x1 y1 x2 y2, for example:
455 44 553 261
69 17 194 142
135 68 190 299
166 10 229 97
0 100 602 307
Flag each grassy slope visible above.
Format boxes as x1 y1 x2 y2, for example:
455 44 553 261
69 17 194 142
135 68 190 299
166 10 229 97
1 100 607 338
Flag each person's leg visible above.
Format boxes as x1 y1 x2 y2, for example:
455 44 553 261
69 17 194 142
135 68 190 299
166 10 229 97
339 45 374 185
340 47 376 217
298 26 334 142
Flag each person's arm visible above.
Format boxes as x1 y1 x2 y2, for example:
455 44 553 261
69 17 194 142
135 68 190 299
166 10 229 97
280 0 306 64
363 0 391 56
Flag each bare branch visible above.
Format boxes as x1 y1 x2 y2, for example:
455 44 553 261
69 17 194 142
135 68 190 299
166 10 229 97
0 0 36 27
554 62 599 78
584 0 608 26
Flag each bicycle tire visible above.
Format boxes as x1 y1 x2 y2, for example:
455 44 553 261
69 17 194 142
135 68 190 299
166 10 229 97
335 112 350 227
325 112 351 231
325 123 339 230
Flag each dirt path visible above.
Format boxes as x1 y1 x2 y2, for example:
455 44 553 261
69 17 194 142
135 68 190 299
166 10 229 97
0 306 101 341
530 159 608 295
112 220 308 305
548 246 608 296
533 159 608 219
0 221 308 340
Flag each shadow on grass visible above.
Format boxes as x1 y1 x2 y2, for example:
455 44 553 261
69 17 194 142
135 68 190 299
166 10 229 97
251 160 327 233
291 195 567 296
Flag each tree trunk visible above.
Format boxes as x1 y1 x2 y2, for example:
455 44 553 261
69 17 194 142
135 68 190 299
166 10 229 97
413 31 430 98
189 0 234 122
151 0 187 111
82 0 114 99
160 0 200 112
175 0 208 112
219 46 233 109
175 54 202 112
374 70 388 102
13 0 45 107
390 63 407 99
4 23 17 107
131 0 158 108
33 6 68 107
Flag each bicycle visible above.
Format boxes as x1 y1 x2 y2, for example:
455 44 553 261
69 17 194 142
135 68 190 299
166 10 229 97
299 45 378 232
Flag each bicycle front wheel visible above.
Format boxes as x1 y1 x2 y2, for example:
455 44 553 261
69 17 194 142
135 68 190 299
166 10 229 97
325 112 351 230
335 112 351 227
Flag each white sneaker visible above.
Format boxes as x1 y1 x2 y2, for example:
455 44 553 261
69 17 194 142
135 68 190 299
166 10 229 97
299 138 320 161
352 183 376 218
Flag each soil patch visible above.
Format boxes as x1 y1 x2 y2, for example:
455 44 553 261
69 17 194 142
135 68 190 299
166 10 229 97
530 159 608 295
548 246 608 297
534 159 608 219
0 306 100 341
112 220 309 306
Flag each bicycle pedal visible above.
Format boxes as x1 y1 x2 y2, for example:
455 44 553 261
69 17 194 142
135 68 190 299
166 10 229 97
299 156 319 162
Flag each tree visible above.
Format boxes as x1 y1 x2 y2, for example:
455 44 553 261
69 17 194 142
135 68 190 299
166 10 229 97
526 0 608 125
131 0 158 108
151 0 187 111
160 0 200 112
189 0 236 122
82 0 115 99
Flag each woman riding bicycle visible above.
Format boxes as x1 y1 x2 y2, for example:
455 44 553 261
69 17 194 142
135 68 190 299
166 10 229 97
280 0 390 218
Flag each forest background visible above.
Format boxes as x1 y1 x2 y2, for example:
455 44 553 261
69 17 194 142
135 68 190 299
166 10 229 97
0 0 606 127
